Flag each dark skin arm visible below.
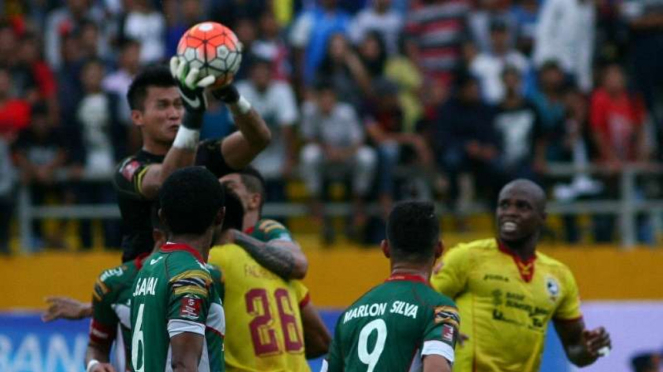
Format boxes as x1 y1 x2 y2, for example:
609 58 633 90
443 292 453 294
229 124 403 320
85 339 116 372
232 230 308 279
139 145 196 200
171 332 204 372
301 301 331 359
554 318 611 367
422 355 452 372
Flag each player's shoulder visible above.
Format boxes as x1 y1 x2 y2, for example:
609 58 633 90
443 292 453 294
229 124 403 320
209 243 244 262
97 262 136 287
446 238 497 260
255 219 292 240
115 155 143 180
159 249 211 281
536 251 575 277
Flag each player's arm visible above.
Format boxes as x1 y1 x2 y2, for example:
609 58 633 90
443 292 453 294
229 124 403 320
85 339 116 372
212 85 271 169
233 230 308 279
137 58 218 199
301 301 331 359
423 355 452 372
554 318 611 367
171 332 204 372
42 296 92 322
85 277 121 372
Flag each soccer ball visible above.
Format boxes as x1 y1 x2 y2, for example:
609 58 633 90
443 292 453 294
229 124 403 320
177 22 243 87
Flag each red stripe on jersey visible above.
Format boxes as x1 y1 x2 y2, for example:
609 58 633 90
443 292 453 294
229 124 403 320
299 293 311 309
420 19 464 34
553 316 584 324
161 243 206 263
134 252 150 270
497 239 537 283
89 318 117 344
244 226 255 235
386 273 429 285
206 325 225 339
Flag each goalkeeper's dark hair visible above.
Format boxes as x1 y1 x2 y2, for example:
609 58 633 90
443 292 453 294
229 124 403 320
221 185 245 231
127 65 176 110
159 167 225 235
238 166 267 212
387 201 440 264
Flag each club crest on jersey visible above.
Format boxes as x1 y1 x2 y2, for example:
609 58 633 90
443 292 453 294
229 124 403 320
546 276 560 301
180 296 203 320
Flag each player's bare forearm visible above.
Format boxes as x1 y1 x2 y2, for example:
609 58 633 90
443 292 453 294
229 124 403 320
140 147 196 199
221 109 271 169
422 355 452 372
554 319 610 367
171 332 204 372
302 303 331 359
233 230 306 279
42 296 92 322
86 340 112 364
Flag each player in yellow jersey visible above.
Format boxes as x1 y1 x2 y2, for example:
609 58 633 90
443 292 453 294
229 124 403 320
208 186 330 372
431 179 611 372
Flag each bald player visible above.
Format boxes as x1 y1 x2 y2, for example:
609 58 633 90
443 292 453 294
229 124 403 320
431 179 611 372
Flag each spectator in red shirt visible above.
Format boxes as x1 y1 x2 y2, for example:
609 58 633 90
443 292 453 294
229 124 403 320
590 63 649 168
0 68 31 141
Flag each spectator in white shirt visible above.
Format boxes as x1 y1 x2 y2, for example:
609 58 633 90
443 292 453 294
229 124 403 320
349 0 403 55
533 0 595 93
236 57 299 200
471 19 529 105
118 0 166 64
300 81 377 236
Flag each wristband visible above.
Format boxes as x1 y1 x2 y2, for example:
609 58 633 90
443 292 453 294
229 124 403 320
86 360 100 372
173 126 200 150
230 95 252 115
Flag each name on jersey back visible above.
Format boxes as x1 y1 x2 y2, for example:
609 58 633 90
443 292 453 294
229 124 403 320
343 301 419 324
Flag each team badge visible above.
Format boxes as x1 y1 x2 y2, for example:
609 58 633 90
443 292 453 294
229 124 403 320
545 276 560 302
442 324 455 343
180 296 203 320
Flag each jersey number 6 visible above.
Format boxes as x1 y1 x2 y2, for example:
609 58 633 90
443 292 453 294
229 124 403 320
245 288 303 356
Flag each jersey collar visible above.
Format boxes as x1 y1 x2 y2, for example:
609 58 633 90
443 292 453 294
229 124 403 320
497 239 537 283
160 242 206 264
134 252 151 270
386 273 429 285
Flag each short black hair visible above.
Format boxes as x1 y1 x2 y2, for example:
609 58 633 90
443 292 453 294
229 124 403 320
127 65 176 110
238 166 267 210
221 185 245 231
159 167 225 235
387 201 440 263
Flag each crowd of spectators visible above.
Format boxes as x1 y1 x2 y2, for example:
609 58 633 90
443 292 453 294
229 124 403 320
1 0 662 251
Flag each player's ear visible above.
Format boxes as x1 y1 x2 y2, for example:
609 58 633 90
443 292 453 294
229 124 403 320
215 206 225 226
435 240 444 259
381 240 391 259
131 109 144 127
249 193 261 211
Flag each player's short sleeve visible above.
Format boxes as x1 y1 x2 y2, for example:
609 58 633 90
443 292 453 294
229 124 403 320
89 273 120 344
114 156 152 199
422 300 460 364
430 245 471 299
553 267 583 321
254 219 294 242
166 265 213 338
196 139 237 178
291 280 310 308
206 263 225 303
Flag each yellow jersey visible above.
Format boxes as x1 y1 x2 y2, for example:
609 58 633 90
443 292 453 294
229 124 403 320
430 239 582 372
208 244 311 372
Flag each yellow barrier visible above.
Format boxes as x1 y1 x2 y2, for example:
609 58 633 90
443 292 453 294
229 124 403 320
1 245 662 310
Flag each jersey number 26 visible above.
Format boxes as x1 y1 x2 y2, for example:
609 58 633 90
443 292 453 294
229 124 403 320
246 288 303 356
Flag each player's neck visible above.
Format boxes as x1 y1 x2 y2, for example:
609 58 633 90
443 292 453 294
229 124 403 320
500 236 537 261
168 233 212 260
243 212 259 231
142 136 171 156
390 262 432 281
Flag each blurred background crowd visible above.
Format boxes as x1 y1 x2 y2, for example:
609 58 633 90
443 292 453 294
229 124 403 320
1 0 662 253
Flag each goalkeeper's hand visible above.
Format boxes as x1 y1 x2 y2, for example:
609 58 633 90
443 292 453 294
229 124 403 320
169 56 216 119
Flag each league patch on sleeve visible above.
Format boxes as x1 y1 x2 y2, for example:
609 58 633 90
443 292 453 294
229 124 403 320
434 306 460 328
179 296 203 320
442 324 455 343
121 160 141 181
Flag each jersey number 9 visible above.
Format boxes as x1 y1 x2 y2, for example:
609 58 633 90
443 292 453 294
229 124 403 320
245 288 303 356
358 319 388 372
